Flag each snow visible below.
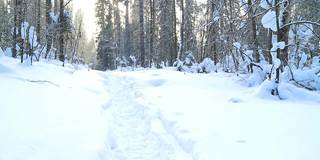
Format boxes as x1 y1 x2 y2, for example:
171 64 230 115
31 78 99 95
0 56 108 160
129 70 320 160
233 42 241 49
260 0 274 9
1 56 320 160
271 41 286 52
261 10 277 32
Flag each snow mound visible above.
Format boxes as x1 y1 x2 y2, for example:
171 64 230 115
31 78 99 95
262 10 277 32
278 82 320 101
253 80 278 99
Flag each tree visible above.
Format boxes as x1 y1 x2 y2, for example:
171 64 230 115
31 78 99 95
45 0 53 58
180 0 196 58
148 0 155 66
139 0 145 67
36 0 41 44
58 0 65 63
123 0 132 59
247 0 259 63
95 0 115 70
0 0 12 49
159 0 177 66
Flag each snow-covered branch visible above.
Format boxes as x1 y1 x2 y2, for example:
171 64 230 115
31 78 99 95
282 21 320 28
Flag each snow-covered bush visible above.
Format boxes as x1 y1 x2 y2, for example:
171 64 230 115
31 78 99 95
281 68 320 91
174 52 202 73
247 64 269 87
199 58 216 73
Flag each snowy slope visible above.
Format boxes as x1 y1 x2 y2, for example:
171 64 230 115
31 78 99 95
0 56 109 160
1 56 320 160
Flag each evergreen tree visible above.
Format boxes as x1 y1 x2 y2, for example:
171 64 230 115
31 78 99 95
95 0 115 70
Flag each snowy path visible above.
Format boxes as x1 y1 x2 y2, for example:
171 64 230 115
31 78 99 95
1 55 320 160
99 73 193 160
116 70 320 160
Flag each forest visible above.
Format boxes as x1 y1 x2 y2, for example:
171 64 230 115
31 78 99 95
1 0 320 92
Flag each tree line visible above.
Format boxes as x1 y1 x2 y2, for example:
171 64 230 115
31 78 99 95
0 0 95 65
95 0 320 91
0 0 319 93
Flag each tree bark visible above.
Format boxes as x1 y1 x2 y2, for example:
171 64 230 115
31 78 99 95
36 0 41 44
279 0 291 66
12 0 18 58
248 0 259 63
139 0 145 67
179 0 184 59
45 0 53 59
149 0 155 67
58 0 65 63
171 0 178 65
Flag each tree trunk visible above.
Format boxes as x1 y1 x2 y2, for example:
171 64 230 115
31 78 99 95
275 0 281 83
36 0 41 44
149 0 155 67
139 0 145 67
279 0 291 66
58 0 65 63
248 0 259 63
114 0 121 59
179 0 184 59
12 0 18 58
267 29 273 64
45 0 53 59
124 0 131 59
17 0 24 63
171 0 178 65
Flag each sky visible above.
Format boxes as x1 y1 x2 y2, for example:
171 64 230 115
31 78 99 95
73 0 207 40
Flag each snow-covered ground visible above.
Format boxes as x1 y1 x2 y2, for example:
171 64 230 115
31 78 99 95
1 56 320 160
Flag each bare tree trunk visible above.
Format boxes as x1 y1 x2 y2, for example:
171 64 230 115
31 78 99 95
267 29 273 64
139 0 145 67
171 0 178 65
114 0 121 59
179 0 184 59
275 0 281 83
36 0 41 44
149 0 155 67
12 0 18 58
45 0 53 59
279 0 291 66
124 0 131 59
54 0 59 59
248 0 259 63
58 0 65 63
17 0 24 63
54 0 59 15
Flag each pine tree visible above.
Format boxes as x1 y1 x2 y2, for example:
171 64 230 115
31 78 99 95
95 0 115 70
159 0 177 66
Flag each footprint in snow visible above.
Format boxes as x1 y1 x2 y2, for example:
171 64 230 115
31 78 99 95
148 79 167 87
228 97 244 103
